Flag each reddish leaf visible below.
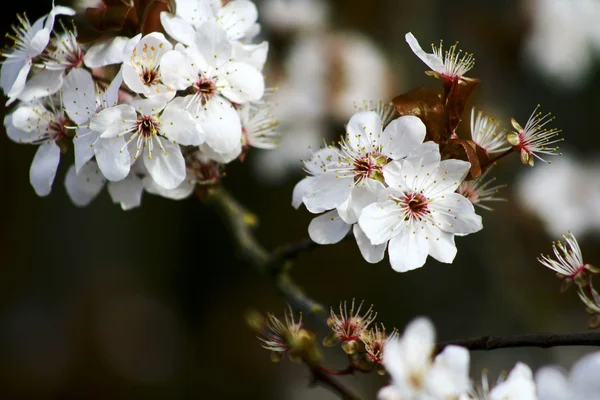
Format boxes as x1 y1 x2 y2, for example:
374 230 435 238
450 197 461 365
393 88 445 143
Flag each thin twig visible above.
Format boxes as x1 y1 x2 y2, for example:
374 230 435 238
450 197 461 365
436 332 600 353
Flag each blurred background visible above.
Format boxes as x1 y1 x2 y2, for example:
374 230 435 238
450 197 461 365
2 0 600 398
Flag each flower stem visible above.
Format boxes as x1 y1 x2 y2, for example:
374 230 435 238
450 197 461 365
483 148 514 168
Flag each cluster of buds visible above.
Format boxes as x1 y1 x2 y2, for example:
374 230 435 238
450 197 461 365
252 300 398 376
538 233 600 328
1 0 277 209
293 32 565 274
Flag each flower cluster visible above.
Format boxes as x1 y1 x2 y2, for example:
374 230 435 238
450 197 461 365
538 233 600 328
293 32 565 273
2 0 276 209
380 317 600 400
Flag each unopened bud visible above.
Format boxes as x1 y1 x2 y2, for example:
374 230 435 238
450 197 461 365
342 340 359 355
588 314 600 329
323 331 341 347
270 351 284 363
245 309 265 333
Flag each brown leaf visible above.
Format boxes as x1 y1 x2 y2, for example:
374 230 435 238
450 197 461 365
392 88 445 143
443 76 480 136
443 139 485 179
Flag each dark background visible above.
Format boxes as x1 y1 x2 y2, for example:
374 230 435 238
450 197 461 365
1 0 600 398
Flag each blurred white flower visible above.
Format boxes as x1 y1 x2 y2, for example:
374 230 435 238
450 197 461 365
523 0 600 90
160 0 259 46
359 146 483 272
260 0 329 32
254 30 393 183
378 317 471 400
465 363 537 400
536 351 600 400
516 155 600 236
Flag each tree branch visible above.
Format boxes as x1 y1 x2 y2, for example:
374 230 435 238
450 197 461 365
310 366 361 400
201 186 326 316
437 332 600 353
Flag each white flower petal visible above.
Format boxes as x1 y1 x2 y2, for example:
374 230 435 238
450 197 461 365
64 162 106 207
430 192 483 235
308 210 351 244
399 317 436 375
73 129 97 173
159 13 197 46
91 104 137 138
199 142 241 164
94 137 131 181
107 173 143 210
232 41 269 70
18 68 63 101
346 111 383 152
405 32 445 73
6 62 32 102
303 173 352 214
353 224 386 264
388 226 429 272
63 68 96 125
5 113 36 143
429 159 471 196
29 141 60 196
490 363 536 400
218 0 258 40
535 367 571 400
159 48 198 90
292 176 313 209
194 21 232 67
570 351 600 398
197 96 242 154
427 345 470 398
1 60 25 95
423 224 457 264
358 200 404 245
142 140 186 190
84 36 130 68
381 115 427 159
143 173 195 200
220 61 265 103
160 102 204 146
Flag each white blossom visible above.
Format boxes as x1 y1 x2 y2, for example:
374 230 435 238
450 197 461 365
160 0 260 46
89 95 203 189
456 167 506 212
536 351 600 400
359 147 483 272
470 108 510 155
506 105 563 166
6 95 70 196
62 68 127 178
160 21 264 155
405 32 475 82
378 317 471 400
122 32 174 98
0 3 75 103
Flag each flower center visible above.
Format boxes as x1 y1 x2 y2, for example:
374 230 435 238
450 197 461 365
141 68 159 86
352 153 388 183
48 117 68 140
66 47 85 71
194 77 217 102
401 192 430 221
136 115 159 137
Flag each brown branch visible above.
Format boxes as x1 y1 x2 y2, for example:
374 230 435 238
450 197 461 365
436 332 600 353
310 366 361 400
201 186 326 316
